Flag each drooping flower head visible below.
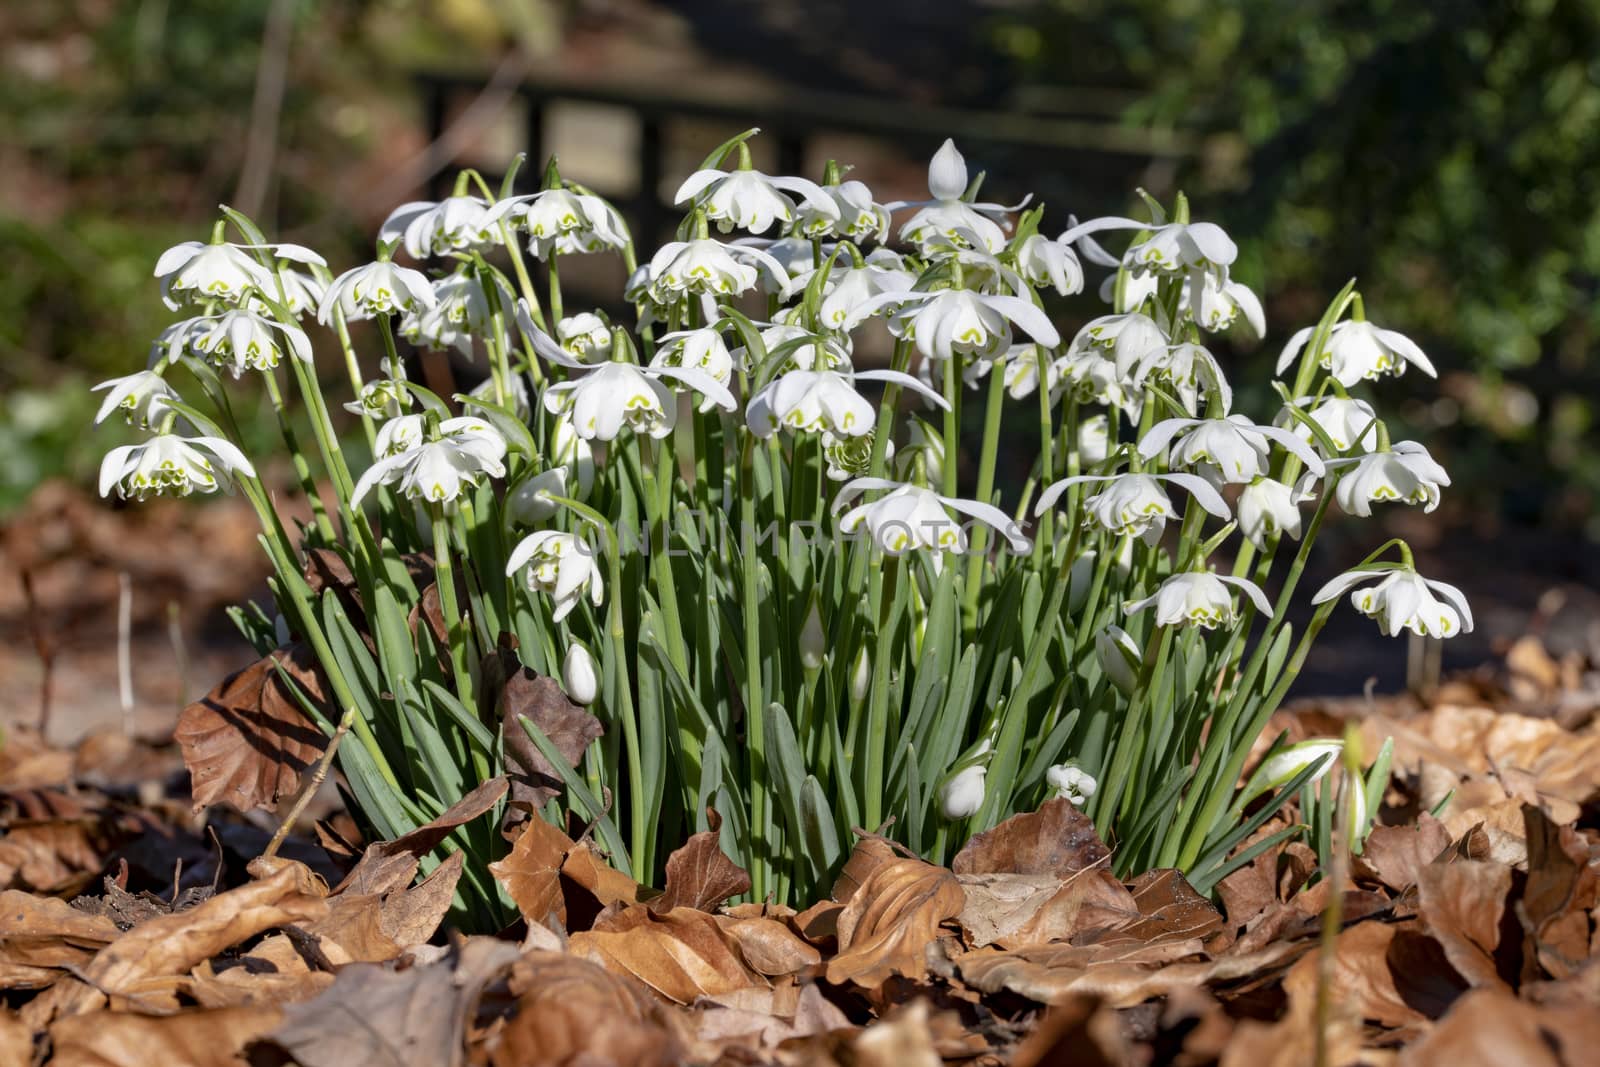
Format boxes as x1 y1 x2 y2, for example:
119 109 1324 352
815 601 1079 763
99 434 255 500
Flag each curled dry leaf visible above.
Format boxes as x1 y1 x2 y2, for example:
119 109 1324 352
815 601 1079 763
1280 920 1465 1034
1353 813 1453 893
0 890 120 989
175 642 329 814
952 798 1111 879
489 815 638 933
332 776 508 897
650 810 751 913
0 817 111 896
1521 802 1599 981
483 647 603 809
259 936 521 1067
570 905 760 1004
487 950 685 1067
715 914 823 976
1416 860 1515 990
379 849 465 949
1397 986 1600 1067
48 1005 283 1067
825 856 965 988
687 983 851 1056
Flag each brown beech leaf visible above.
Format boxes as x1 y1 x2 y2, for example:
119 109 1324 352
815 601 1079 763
301 893 401 965
825 856 965 988
1280 920 1465 1033
1008 995 1133 1067
952 798 1110 878
1522 802 1599 981
570 905 760 1004
715 914 823 976
0 890 120 989
25 861 329 1026
485 648 603 808
1416 860 1515 990
0 818 109 895
831 833 901 904
1099 868 1224 946
333 777 508 896
0 1011 31 1067
957 868 1140 949
260 936 520 1067
49 1005 283 1067
651 811 751 913
489 815 574 928
1353 814 1453 892
380 850 464 949
687 983 851 1056
1398 986 1600 1066
175 642 329 813
488 950 685 1067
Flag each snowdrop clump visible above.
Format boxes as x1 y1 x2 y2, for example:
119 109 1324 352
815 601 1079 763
91 131 1464 918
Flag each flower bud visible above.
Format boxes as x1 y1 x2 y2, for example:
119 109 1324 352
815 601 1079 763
1078 414 1110 467
850 647 872 704
939 764 986 819
1095 625 1141 695
1246 738 1341 801
1066 551 1096 613
799 598 826 671
550 413 595 498
507 467 569 526
562 643 599 705
1045 763 1098 806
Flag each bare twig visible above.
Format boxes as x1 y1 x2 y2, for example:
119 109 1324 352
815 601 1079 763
167 600 190 710
20 569 54 737
117 571 134 734
261 706 357 862
234 0 297 219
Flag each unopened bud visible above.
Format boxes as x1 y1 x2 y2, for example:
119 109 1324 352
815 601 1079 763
939 764 986 819
850 647 872 703
562 643 598 705
1095 625 1141 695
799 599 825 671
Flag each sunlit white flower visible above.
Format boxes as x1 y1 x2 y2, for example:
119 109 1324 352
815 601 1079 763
860 288 1059 363
99 433 255 500
646 239 789 302
1326 441 1449 516
1313 567 1473 639
1015 234 1084 296
893 139 1024 253
989 343 1063 400
1244 738 1343 801
1095 625 1142 696
163 309 312 378
486 188 629 258
555 312 612 360
1237 477 1307 548
258 269 325 318
1046 764 1098 806
1060 217 1238 277
820 430 889 481
748 366 944 437
506 467 569 525
344 378 413 420
834 478 1031 562
794 180 891 241
895 417 945 486
380 196 499 258
1124 571 1272 630
1035 471 1230 544
1079 414 1111 466
1277 319 1436 387
1190 273 1265 337
652 326 736 409
506 530 605 623
742 322 853 372
1279 396 1380 455
939 763 987 819
318 259 435 322
1055 348 1139 415
155 240 325 310
372 413 426 457
92 371 177 428
799 263 915 329
675 167 837 234
1132 342 1232 417
545 360 736 442
1071 312 1167 377
1140 414 1325 486
351 416 508 507
562 643 599 705
400 270 509 356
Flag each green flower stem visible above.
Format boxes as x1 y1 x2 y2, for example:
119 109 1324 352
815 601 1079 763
862 556 902 831
1031 351 1057 570
941 354 962 498
1092 623 1171 832
961 366 1008 631
329 306 378 453
288 355 357 505
261 370 337 543
429 503 478 714
737 432 770 900
547 251 564 326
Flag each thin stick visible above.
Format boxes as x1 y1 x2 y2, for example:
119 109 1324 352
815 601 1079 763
168 601 190 710
20 570 54 737
261 706 357 863
117 572 134 734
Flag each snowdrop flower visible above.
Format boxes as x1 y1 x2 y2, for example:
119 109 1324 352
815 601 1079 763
1132 342 1232 417
99 433 255 500
652 327 737 408
742 322 853 372
1313 567 1473 639
674 166 837 234
1191 272 1265 337
646 239 789 302
344 378 413 420
862 288 1059 363
544 360 736 442
92 371 177 428
1071 312 1168 377
506 530 605 623
1015 234 1084 296
1095 625 1142 696
794 180 891 242
555 312 613 360
894 139 1023 253
507 467 570 525
800 263 915 329
550 412 596 498
1279 396 1380 455
834 478 1031 562
258 269 325 319
1046 764 1098 806
1140 414 1325 486
1277 319 1435 387
1079 414 1111 466
1060 217 1238 277
380 196 499 258
1124 571 1272 630
1055 348 1139 416
400 270 508 356
318 259 435 323
562 643 599 705
799 599 827 670
164 310 312 378
896 417 945 486
820 430 889 481
351 416 508 507
1326 441 1450 516
155 240 324 310
992 343 1064 400
1244 739 1343 801
372 414 425 458
1035 471 1230 545
1237 478 1306 548
748 366 945 438
939 763 987 819
486 188 628 258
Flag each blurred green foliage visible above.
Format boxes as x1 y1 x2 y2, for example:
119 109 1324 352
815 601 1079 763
998 0 1600 529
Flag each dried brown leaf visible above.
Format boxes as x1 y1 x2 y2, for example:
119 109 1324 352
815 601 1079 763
830 833 900 904
379 850 464 949
957 869 1139 949
650 811 750 913
952 797 1110 879
1281 920 1464 1033
332 777 507 896
1416 860 1515 990
0 819 107 895
0 890 120 989
570 905 760 1004
1354 814 1453 893
488 950 684 1067
486 649 603 808
686 982 851 1056
715 914 822 976
175 642 328 813
1398 986 1600 1066
488 816 572 928
1523 803 1599 981
825 856 965 988
49 1005 282 1067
